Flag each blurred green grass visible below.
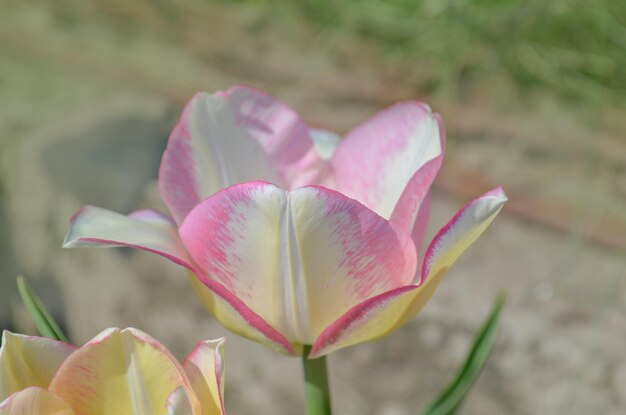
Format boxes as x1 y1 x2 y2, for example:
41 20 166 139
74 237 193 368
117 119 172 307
239 0 625 107
9 0 622 111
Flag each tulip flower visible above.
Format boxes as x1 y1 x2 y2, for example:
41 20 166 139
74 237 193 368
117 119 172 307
0 328 225 415
64 86 506 358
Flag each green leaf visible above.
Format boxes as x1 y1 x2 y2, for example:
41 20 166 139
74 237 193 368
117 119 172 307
420 293 506 415
16 275 70 343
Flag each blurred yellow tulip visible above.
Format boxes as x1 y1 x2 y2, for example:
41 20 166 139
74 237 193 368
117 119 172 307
0 328 225 415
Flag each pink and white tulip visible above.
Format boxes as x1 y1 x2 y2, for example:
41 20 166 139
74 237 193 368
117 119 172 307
64 86 506 358
0 329 225 415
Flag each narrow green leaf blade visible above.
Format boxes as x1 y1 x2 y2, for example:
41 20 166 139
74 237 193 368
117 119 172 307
420 293 506 415
16 275 69 343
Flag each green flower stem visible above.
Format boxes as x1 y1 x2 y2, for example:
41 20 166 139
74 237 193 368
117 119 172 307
302 346 332 415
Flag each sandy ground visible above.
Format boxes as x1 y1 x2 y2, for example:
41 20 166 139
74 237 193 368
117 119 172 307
1 2 625 414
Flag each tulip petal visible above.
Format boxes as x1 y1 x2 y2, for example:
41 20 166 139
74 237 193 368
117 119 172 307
180 182 417 346
420 187 507 284
159 86 315 224
49 328 200 415
331 101 443 220
0 331 76 400
0 387 74 415
389 113 445 233
188 275 295 355
311 187 507 357
393 188 507 331
63 206 192 269
310 285 418 358
182 338 225 415
410 191 431 255
166 387 195 415
308 129 341 161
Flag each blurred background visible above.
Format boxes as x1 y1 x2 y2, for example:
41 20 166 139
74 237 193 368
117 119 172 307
1 0 625 413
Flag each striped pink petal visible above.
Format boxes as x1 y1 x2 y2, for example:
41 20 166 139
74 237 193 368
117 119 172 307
410 191 432 256
179 181 417 347
188 274 295 355
331 101 444 221
310 284 418 358
63 206 192 269
420 186 507 284
159 86 317 225
388 113 445 234
310 187 507 357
